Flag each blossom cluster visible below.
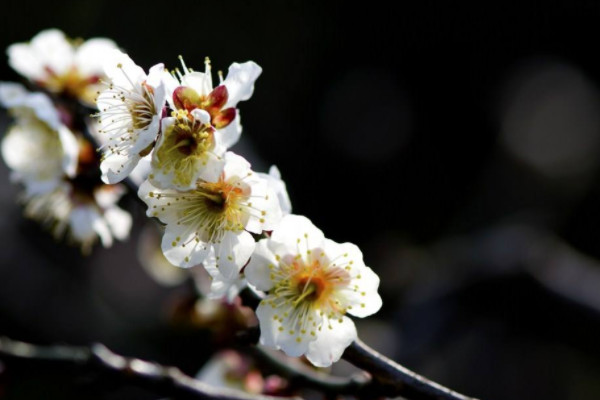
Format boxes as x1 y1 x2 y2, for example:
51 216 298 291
0 29 382 367
0 30 131 252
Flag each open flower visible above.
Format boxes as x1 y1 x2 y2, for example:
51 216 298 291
245 215 382 367
95 50 166 184
139 152 282 276
22 181 132 254
164 57 262 149
151 108 225 190
7 29 117 105
0 83 78 193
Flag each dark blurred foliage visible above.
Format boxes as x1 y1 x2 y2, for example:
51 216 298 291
2 1 600 399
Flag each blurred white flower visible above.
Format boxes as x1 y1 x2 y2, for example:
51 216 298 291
0 83 78 191
7 29 117 105
197 350 266 395
95 50 166 184
164 57 261 149
138 152 282 277
245 215 382 367
23 182 132 253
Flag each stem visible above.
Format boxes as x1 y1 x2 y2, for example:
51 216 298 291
343 338 479 400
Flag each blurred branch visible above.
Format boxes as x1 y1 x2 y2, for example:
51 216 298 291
247 345 368 396
0 336 299 400
343 338 479 400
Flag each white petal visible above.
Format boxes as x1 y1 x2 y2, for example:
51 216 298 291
161 228 211 268
104 206 132 241
181 71 212 96
256 301 280 348
0 83 62 130
306 316 357 367
70 206 112 247
57 125 79 178
7 43 46 80
223 61 262 108
0 82 28 108
256 301 312 357
161 70 180 110
258 165 292 215
9 29 73 79
245 239 278 291
76 38 118 78
217 113 242 149
342 264 382 318
147 63 167 112
100 152 141 184
1 120 63 183
94 184 125 209
22 178 61 196
213 230 256 279
269 215 325 254
205 262 247 302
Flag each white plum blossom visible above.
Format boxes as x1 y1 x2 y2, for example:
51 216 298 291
164 56 262 149
245 215 382 367
7 29 117 105
96 50 166 184
22 181 132 253
0 83 79 192
138 152 283 277
151 108 225 190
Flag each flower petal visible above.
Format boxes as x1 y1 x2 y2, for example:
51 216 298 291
306 316 357 367
213 230 256 279
223 61 262 109
245 239 279 291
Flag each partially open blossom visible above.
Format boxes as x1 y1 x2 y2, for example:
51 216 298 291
139 152 283 277
245 215 382 367
164 57 262 149
7 29 117 105
95 50 166 184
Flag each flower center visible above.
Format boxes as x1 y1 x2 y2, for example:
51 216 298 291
178 179 248 243
273 257 351 312
154 111 216 187
42 66 99 103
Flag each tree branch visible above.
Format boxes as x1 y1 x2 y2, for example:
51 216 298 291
343 338 479 400
0 336 299 400
246 345 369 396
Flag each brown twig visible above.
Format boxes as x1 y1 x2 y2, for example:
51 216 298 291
0 336 299 400
343 338 479 400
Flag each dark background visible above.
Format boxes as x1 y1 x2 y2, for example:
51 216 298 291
2 1 600 399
